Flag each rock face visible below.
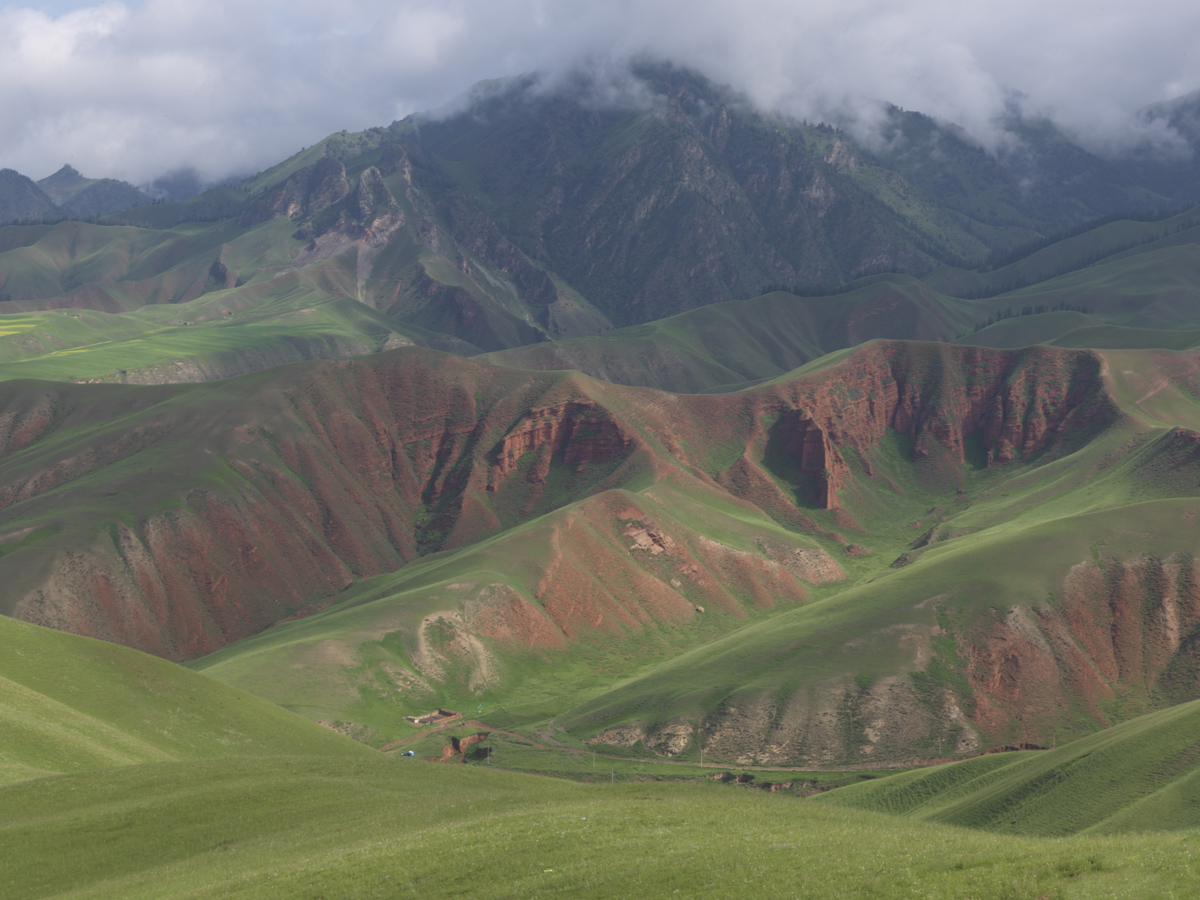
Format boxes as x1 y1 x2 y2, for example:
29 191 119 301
0 340 1120 661
754 341 1113 509
240 157 351 225
487 400 633 488
966 553 1200 737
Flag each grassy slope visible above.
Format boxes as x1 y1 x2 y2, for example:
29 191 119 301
952 311 1102 348
1052 325 1200 351
0 615 376 786
481 226 1200 394
0 279 475 385
923 207 1200 297
482 279 977 393
0 212 491 383
3 754 1198 899
0 180 518 384
817 698 1200 835
3 187 1200 392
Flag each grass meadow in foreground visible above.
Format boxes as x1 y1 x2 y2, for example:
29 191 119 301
3 755 1199 900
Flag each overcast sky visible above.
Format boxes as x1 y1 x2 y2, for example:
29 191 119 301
3 0 1200 186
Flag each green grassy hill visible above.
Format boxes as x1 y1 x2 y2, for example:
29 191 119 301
0 278 474 385
817 698 1200 835
3 753 1199 899
480 228 1200 394
482 278 976 392
0 615 375 786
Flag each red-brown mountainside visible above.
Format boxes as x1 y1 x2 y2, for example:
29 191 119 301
962 550 1200 742
0 342 1117 660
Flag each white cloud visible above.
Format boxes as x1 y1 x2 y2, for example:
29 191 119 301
2 0 1199 184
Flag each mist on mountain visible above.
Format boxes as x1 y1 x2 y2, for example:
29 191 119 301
3 0 1199 187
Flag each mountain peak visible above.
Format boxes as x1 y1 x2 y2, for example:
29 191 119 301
37 164 93 203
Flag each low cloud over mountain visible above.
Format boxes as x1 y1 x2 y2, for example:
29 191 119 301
4 0 1200 185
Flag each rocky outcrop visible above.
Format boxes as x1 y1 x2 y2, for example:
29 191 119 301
942 552 1200 747
776 410 844 508
292 164 404 247
763 341 1114 508
353 167 405 247
427 731 489 763
239 157 351 226
487 400 633 488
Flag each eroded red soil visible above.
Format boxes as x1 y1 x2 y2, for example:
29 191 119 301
0 342 1128 663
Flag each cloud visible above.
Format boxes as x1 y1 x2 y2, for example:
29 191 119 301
3 0 1200 184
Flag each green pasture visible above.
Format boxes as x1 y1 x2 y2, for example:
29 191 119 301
0 273 431 384
0 616 375 786
819 698 1200 836
5 753 1200 899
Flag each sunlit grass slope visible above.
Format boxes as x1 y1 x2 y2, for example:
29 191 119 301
817 698 1200 836
3 754 1199 899
0 273 466 384
0 615 376 785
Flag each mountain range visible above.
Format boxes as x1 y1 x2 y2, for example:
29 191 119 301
5 62 1200 897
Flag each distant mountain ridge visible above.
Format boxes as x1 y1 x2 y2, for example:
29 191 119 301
0 164 154 223
217 65 1200 339
37 164 154 217
6 65 1200 345
0 168 58 221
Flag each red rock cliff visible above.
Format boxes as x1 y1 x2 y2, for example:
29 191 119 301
757 342 1113 508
